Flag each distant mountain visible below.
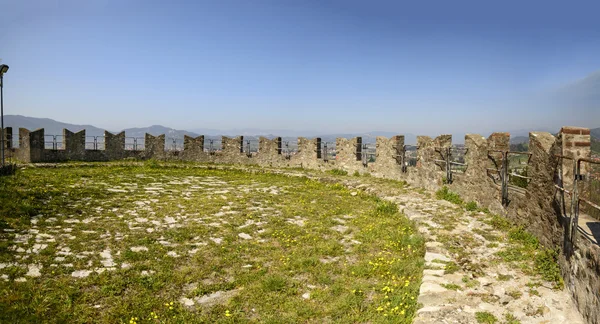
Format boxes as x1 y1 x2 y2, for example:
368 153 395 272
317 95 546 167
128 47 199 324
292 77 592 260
4 115 108 136
510 136 529 144
122 125 200 139
4 115 596 148
591 128 600 155
4 115 203 139
190 128 306 137
591 127 600 140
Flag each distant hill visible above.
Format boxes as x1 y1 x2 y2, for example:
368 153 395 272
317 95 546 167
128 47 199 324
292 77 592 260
4 115 598 149
5 115 108 136
510 136 529 144
2 115 418 144
4 115 202 139
122 126 200 139
591 128 600 155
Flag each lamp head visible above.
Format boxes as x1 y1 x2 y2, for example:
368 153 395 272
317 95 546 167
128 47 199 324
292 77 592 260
0 65 9 75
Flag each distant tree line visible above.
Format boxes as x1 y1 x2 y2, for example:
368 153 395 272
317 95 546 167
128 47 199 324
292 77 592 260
510 142 529 152
592 139 600 156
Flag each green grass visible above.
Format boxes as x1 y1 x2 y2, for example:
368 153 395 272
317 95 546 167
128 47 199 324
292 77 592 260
504 313 521 324
441 283 461 291
465 201 478 211
506 289 522 299
534 248 564 288
0 163 424 323
435 186 464 205
494 224 563 289
444 261 460 274
475 311 498 323
461 276 479 288
327 169 348 176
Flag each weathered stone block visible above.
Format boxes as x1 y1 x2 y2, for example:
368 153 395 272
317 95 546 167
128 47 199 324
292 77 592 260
222 136 243 155
64 129 86 160
145 134 165 159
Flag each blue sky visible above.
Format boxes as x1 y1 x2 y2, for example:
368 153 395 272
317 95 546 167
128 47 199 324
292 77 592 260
1 0 599 134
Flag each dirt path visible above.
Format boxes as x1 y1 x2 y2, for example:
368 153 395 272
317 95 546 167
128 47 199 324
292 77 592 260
384 190 584 324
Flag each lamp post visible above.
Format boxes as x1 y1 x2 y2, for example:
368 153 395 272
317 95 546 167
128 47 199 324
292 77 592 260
0 64 9 167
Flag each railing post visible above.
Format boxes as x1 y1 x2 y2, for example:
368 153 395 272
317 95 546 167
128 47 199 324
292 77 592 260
569 159 580 245
501 151 509 205
446 147 452 184
401 145 407 173
245 140 251 157
285 141 290 159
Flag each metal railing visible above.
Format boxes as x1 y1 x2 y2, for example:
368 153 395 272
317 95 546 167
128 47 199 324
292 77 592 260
244 140 259 157
322 142 336 162
166 138 184 152
85 136 105 150
204 139 222 155
554 156 600 245
581 162 600 221
281 141 293 159
434 146 469 184
392 144 407 172
487 150 532 205
125 137 145 151
573 158 600 244
44 135 63 150
359 144 376 166
404 145 418 169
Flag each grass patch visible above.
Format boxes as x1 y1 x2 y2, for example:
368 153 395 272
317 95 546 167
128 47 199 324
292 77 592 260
327 169 348 176
465 201 478 211
493 221 563 289
0 163 424 323
484 214 512 232
435 186 463 205
475 311 498 323
375 200 399 215
462 276 479 288
441 283 461 291
506 289 522 299
508 227 539 249
534 248 564 289
504 313 521 324
444 261 460 274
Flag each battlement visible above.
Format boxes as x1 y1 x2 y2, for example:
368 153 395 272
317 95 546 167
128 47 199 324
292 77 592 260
3 125 600 323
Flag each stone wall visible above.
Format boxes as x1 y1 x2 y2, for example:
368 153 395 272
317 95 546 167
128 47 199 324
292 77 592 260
10 126 600 323
182 135 204 160
64 129 86 160
145 134 165 160
371 135 404 178
105 131 126 160
295 137 322 169
335 137 363 173
561 127 592 191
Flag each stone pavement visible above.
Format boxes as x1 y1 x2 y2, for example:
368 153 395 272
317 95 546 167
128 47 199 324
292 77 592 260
385 191 585 324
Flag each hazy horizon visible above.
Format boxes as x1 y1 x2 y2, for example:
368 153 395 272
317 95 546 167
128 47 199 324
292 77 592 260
2 0 599 134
